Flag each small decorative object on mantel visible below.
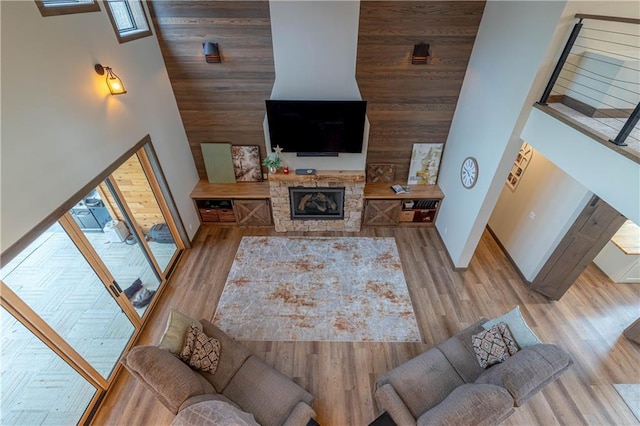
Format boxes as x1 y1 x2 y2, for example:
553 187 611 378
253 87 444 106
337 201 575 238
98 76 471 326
263 150 282 174
506 142 533 191
408 143 443 185
367 163 396 183
231 145 262 182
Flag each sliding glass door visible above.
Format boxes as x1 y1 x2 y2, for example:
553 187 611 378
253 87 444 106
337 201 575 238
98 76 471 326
0 137 185 424
110 151 180 274
0 307 100 425
73 181 161 317
0 223 136 379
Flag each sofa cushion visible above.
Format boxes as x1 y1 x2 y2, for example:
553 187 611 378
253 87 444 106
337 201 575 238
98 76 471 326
483 306 541 349
471 323 514 368
376 347 465 418
159 310 203 355
500 323 520 356
223 356 313 426
475 344 573 406
200 320 252 392
417 384 514 426
123 345 215 414
436 320 487 383
172 400 259 426
180 325 221 373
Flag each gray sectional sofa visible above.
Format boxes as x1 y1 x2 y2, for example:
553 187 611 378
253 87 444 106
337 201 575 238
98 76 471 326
375 319 573 425
122 319 316 426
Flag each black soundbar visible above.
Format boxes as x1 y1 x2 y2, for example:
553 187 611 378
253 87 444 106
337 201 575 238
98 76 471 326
296 152 339 157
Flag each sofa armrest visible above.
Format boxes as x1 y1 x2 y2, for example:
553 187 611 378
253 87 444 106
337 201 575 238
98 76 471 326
122 345 215 414
475 344 573 406
375 383 416 426
282 401 316 426
223 356 314 426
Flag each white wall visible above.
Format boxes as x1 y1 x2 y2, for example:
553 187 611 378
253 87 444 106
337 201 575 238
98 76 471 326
522 108 639 225
266 1 367 171
435 0 567 268
488 147 592 280
0 1 200 252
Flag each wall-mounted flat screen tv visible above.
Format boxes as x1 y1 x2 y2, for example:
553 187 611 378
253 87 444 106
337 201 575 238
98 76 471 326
265 100 367 155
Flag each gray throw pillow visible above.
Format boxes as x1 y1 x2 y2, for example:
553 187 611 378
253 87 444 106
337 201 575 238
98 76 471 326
483 306 541 348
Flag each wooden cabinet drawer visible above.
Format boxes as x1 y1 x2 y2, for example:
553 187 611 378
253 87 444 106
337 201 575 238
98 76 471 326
217 209 236 222
199 208 235 223
399 210 415 222
199 209 219 222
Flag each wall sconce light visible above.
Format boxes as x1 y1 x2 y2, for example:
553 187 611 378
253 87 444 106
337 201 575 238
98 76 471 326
412 43 430 65
203 42 221 63
94 64 127 95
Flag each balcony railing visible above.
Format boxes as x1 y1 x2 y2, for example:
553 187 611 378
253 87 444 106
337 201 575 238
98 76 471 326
538 14 640 154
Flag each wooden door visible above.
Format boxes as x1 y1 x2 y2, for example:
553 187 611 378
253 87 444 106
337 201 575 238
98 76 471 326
363 200 401 226
531 196 626 300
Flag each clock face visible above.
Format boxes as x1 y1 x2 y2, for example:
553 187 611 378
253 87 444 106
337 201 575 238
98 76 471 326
461 157 478 189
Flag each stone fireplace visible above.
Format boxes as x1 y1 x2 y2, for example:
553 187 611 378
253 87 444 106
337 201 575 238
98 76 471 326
268 171 365 232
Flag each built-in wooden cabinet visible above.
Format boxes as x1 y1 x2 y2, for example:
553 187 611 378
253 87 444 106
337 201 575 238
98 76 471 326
190 180 443 228
191 181 272 226
363 183 444 227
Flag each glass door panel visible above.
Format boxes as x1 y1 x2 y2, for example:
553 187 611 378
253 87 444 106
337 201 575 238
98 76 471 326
110 153 178 273
0 223 136 379
77 183 161 317
0 307 100 425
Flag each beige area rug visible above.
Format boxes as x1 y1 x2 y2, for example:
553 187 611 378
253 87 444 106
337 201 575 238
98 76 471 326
213 237 421 342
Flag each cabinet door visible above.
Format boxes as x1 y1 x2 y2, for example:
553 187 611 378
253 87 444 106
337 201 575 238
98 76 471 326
234 199 272 226
363 200 401 225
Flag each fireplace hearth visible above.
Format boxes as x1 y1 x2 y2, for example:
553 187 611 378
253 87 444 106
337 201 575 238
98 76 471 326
290 187 344 220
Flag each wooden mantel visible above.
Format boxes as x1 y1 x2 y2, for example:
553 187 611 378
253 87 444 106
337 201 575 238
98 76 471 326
267 170 366 183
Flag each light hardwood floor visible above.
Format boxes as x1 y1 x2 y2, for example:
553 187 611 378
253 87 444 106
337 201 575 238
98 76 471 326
92 226 640 426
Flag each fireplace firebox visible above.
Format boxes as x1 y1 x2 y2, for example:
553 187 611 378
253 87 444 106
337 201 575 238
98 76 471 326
289 187 345 220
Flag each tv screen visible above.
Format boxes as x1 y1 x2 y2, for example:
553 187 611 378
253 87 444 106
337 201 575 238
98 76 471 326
265 100 367 154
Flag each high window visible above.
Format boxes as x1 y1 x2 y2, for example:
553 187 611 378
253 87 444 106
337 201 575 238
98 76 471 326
35 0 100 17
104 0 152 43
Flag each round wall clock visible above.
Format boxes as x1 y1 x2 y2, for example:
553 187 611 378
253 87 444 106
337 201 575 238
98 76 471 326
461 157 478 189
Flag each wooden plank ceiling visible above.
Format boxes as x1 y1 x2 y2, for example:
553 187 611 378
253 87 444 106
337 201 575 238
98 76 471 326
149 1 485 181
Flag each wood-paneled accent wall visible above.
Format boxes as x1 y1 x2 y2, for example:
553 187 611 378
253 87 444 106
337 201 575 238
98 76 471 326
356 1 485 181
148 1 275 179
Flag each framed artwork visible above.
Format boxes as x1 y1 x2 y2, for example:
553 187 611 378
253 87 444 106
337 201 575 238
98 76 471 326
506 142 533 191
407 143 444 185
231 145 263 182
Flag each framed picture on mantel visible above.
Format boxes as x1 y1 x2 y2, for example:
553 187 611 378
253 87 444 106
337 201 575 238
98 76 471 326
407 143 443 185
231 145 263 182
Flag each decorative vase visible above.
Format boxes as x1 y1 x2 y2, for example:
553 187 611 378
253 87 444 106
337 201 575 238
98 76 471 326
269 166 277 174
